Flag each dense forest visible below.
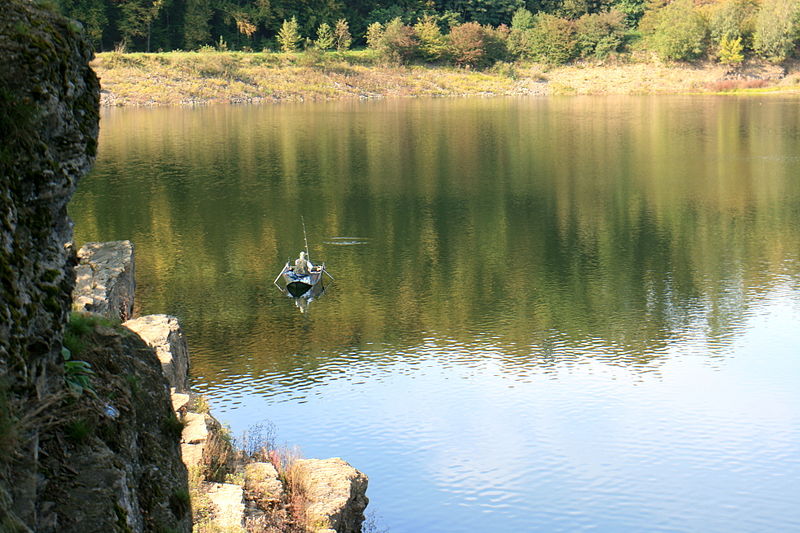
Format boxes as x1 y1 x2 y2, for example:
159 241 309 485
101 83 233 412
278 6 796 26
56 0 800 65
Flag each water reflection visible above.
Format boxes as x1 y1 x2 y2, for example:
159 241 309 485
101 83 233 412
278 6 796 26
70 96 800 532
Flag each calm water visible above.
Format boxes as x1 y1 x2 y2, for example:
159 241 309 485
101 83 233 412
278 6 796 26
71 97 800 532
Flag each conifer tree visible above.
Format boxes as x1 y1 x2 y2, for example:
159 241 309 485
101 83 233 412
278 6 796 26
277 17 302 52
315 22 335 50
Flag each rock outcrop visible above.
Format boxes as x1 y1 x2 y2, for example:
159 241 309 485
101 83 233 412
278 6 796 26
1 0 99 528
0 2 190 531
39 321 192 533
124 314 190 393
292 458 369 533
73 240 135 321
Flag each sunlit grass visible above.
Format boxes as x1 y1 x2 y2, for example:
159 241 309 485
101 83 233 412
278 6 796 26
92 51 800 106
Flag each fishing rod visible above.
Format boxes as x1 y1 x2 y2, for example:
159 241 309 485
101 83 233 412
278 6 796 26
301 215 310 262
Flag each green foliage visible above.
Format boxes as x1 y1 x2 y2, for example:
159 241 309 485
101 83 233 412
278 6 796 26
184 0 212 49
414 15 449 61
575 9 626 59
718 35 744 65
65 418 94 443
369 18 419 64
709 0 757 46
57 0 108 48
526 12 577 64
162 414 186 442
641 0 707 61
333 18 352 51
277 17 302 53
62 347 96 396
511 7 535 31
457 0 525 26
561 0 590 20
613 0 646 27
314 22 334 50
0 382 16 455
753 0 800 62
365 21 384 50
508 8 534 56
61 312 112 396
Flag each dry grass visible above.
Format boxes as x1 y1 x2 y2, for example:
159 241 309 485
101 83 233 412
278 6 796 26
705 78 770 91
92 52 800 105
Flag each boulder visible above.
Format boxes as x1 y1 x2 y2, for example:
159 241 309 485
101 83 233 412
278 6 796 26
291 458 369 533
204 482 245 532
244 462 284 505
124 314 190 392
73 240 135 321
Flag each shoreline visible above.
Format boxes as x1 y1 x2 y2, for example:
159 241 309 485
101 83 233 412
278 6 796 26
93 51 800 107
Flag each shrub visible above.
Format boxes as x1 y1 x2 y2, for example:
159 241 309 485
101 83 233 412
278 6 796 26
709 0 757 47
414 15 448 61
561 0 591 19
527 13 577 64
334 18 352 51
366 21 384 50
314 22 334 50
614 0 647 27
641 0 707 61
484 24 511 64
718 35 745 65
448 22 488 67
575 10 627 59
369 17 419 63
508 7 535 57
753 0 800 62
277 17 302 53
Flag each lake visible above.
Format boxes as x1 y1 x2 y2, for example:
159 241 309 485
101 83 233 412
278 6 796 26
70 96 800 532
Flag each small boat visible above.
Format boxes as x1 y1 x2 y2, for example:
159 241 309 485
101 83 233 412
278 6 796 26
275 261 327 297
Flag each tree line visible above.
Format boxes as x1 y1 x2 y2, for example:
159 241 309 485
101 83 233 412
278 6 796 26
56 0 800 66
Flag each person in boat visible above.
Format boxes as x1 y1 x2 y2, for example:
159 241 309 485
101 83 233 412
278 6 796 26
294 251 313 276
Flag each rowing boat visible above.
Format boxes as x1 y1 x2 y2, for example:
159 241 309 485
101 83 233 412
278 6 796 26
274 261 328 297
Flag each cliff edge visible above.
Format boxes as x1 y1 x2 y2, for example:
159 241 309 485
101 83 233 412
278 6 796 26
1 2 189 532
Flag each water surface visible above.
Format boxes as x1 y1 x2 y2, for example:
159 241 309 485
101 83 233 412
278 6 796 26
71 97 800 532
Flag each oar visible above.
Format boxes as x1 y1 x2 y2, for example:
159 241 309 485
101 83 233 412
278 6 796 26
273 262 289 288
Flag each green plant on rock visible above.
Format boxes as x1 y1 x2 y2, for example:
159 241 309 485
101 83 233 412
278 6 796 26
61 312 111 396
62 346 95 396
65 418 94 443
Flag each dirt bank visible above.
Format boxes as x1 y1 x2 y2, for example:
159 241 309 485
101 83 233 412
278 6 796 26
92 51 800 106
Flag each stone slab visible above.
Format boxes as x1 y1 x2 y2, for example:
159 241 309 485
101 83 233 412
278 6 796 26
124 314 190 392
72 240 135 321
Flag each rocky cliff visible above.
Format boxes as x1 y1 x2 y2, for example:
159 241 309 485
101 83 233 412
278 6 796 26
0 2 189 531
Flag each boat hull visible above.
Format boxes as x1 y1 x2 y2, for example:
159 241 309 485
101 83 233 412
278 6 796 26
282 270 323 297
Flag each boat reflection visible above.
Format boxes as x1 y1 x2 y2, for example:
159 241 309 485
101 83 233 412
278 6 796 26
277 279 328 314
